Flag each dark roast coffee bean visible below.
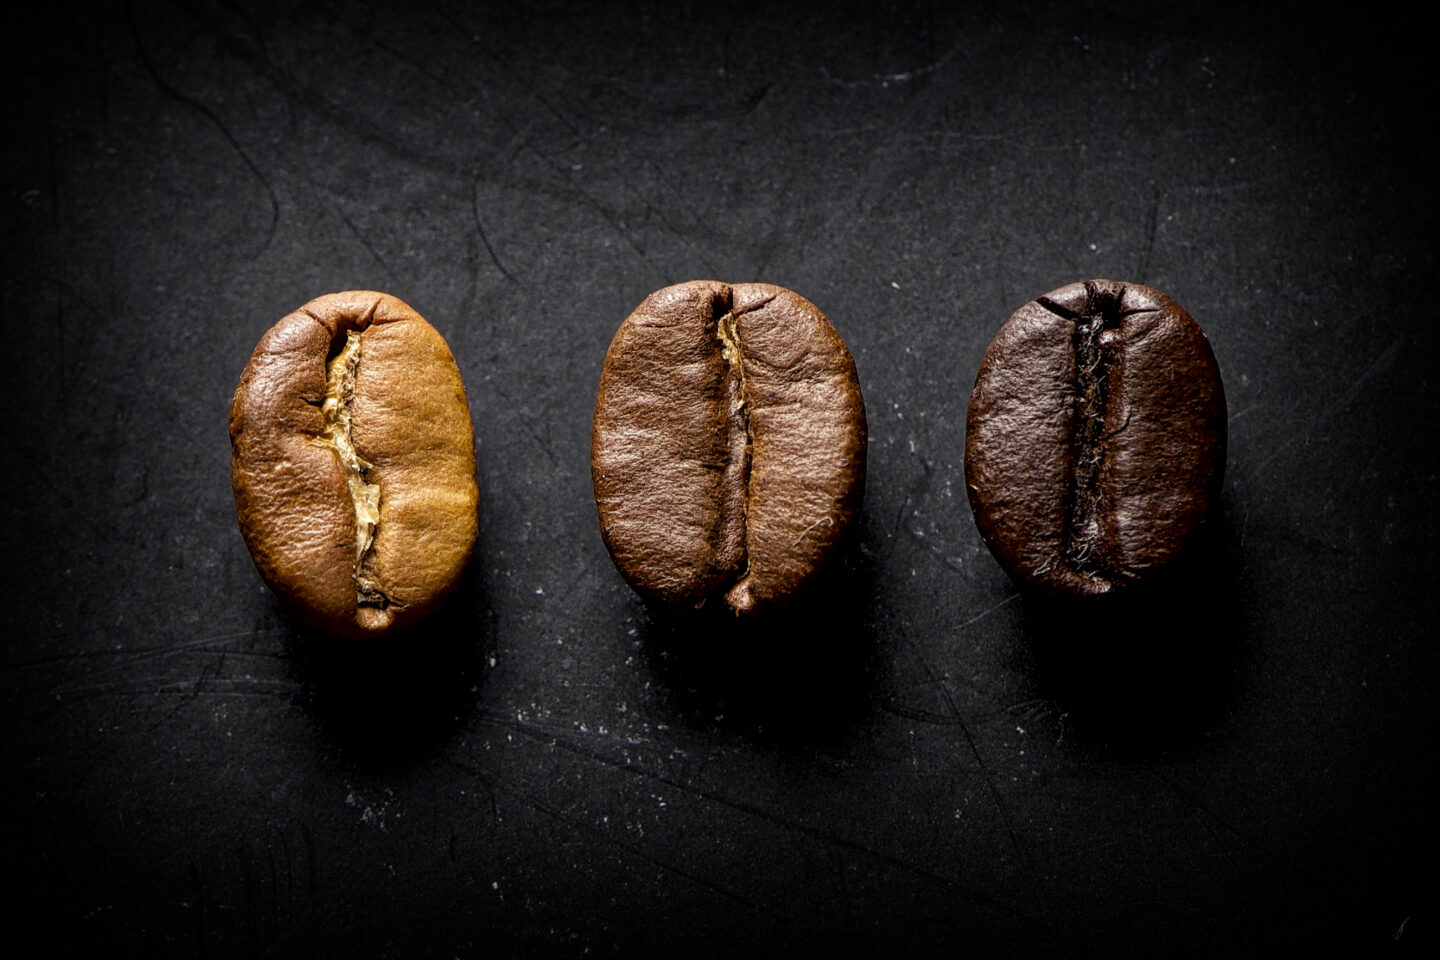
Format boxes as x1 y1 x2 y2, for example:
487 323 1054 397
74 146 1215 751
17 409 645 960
230 291 478 638
592 281 866 614
965 279 1225 597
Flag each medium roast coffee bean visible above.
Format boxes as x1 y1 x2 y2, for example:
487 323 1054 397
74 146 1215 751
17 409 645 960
230 291 478 638
592 281 866 614
965 279 1225 597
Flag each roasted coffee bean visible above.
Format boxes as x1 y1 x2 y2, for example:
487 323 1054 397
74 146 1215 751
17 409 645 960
592 281 866 614
965 279 1225 597
230 291 477 638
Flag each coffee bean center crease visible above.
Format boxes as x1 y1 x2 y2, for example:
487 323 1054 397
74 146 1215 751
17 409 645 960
593 281 864 614
318 329 391 607
714 302 755 590
1037 282 1157 584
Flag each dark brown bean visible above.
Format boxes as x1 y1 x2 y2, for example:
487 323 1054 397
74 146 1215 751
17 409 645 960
230 291 477 638
592 281 866 614
965 279 1226 597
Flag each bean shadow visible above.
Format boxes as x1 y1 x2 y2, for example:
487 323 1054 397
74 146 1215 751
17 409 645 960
635 510 883 749
287 568 489 773
1015 498 1248 756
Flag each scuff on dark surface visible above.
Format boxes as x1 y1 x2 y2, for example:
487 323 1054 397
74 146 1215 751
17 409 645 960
2 1 1435 956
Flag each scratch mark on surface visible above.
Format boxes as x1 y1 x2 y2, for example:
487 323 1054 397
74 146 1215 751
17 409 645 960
471 711 1079 949
617 175 716 274
901 632 1025 864
519 142 646 257
1150 770 1263 855
818 51 956 88
1245 335 1402 483
488 380 561 468
1227 404 1258 424
1137 186 1160 279
888 457 933 556
958 592 1019 631
188 862 207 950
471 175 522 286
346 22 452 91
1 628 290 672
5 674 298 715
445 755 801 932
336 208 400 286
128 6 279 246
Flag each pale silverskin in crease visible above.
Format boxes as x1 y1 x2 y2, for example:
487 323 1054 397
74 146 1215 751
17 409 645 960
965 279 1226 598
230 291 478 638
592 280 866 614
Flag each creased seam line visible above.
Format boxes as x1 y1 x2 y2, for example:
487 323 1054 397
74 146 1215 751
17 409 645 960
320 330 384 604
1062 285 1116 583
716 306 753 594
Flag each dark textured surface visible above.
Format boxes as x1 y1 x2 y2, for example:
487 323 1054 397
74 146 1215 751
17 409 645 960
2 1 1435 956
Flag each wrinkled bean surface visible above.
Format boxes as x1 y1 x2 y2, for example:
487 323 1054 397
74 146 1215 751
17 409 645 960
965 279 1226 597
230 291 477 637
592 281 866 614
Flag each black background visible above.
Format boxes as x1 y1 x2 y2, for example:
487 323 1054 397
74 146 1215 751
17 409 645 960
4 1 1436 956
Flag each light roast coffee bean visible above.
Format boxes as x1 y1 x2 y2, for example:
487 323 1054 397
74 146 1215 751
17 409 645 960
965 279 1225 597
592 281 866 614
230 291 477 638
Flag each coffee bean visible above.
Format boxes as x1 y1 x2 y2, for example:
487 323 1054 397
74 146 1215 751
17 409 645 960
230 291 478 637
965 279 1226 597
592 281 866 614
